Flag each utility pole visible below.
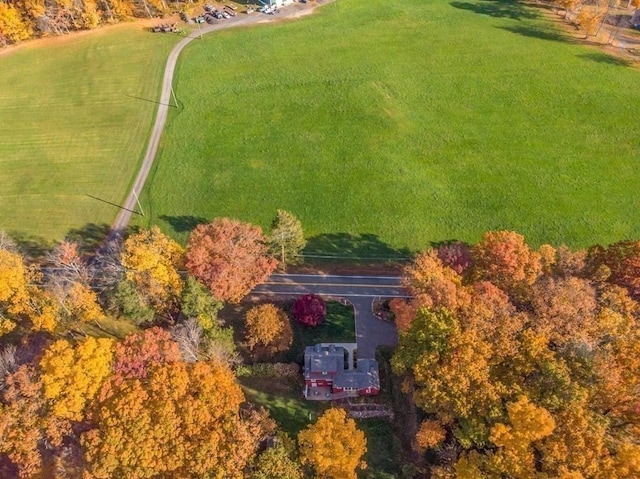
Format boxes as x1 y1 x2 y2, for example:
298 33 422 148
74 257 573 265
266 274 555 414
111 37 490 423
132 189 145 216
170 83 179 108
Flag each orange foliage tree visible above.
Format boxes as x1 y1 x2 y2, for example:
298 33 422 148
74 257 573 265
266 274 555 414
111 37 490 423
396 232 640 476
83 361 263 478
244 303 293 355
472 230 541 298
185 218 277 303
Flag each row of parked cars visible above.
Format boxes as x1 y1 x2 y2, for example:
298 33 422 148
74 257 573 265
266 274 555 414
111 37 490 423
180 3 238 24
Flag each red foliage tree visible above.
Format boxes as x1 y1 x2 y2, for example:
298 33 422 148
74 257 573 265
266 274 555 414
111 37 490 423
291 294 326 327
437 242 473 276
185 218 278 303
111 327 182 384
588 241 640 299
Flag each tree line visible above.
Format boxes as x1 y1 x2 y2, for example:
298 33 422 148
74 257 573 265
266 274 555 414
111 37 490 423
0 213 372 478
390 231 640 478
2 220 640 477
0 0 184 46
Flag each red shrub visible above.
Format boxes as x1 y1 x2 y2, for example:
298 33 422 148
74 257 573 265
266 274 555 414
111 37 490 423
291 294 326 327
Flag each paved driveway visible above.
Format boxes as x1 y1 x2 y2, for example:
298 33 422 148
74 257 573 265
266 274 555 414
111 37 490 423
251 274 409 358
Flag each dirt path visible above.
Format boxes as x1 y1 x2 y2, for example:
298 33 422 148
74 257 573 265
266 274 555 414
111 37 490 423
109 1 329 237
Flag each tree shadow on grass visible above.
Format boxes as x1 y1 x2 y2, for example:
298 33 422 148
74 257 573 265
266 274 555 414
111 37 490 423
498 24 571 42
450 0 539 21
577 52 634 67
66 223 112 251
159 215 209 234
8 232 53 259
304 233 411 260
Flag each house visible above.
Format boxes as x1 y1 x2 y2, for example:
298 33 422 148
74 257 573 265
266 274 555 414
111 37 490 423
303 343 380 400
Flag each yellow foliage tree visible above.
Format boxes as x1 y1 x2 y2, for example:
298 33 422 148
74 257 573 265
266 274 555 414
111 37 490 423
487 396 555 479
298 408 367 479
121 226 185 314
0 249 60 335
40 337 115 422
0 2 31 44
0 249 31 334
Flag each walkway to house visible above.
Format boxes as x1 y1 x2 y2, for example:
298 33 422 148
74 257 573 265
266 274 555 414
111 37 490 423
251 273 410 358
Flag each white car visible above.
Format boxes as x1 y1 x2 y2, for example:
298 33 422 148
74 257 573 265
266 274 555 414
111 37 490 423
259 4 273 13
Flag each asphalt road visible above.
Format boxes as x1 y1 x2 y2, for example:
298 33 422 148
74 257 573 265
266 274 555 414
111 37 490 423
110 3 325 234
251 274 410 358
251 273 410 298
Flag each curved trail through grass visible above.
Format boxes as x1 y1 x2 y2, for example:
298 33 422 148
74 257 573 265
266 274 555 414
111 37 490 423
111 2 325 235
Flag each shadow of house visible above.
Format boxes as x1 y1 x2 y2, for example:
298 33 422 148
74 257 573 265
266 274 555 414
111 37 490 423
304 233 411 260
450 0 539 21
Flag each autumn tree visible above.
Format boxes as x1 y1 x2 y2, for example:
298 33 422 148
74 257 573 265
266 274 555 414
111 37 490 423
180 275 223 331
186 218 277 303
0 248 31 335
402 249 465 311
0 2 31 45
112 327 181 383
398 234 640 477
0 365 48 477
245 303 293 355
269 210 306 267
437 241 473 276
121 226 185 314
530 276 598 348
415 420 447 452
0 249 59 335
472 230 541 299
40 337 114 422
388 297 419 333
588 240 640 299
45 242 104 324
298 408 367 479
392 307 500 438
291 294 326 327
485 396 556 478
252 433 303 479
83 361 265 479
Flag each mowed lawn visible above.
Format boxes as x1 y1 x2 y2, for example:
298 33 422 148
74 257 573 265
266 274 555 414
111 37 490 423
142 0 640 252
0 26 176 243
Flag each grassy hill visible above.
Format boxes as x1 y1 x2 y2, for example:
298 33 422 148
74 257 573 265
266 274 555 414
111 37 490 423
0 26 176 245
140 0 640 253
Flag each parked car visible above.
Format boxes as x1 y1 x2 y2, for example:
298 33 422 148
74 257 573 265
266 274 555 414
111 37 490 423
213 10 224 18
224 6 236 15
221 10 231 18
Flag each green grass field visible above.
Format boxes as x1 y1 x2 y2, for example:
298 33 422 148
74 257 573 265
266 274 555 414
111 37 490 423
140 0 640 252
0 26 176 244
